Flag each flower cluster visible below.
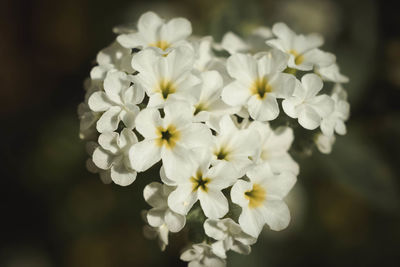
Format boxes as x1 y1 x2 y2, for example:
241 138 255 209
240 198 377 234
78 11 350 266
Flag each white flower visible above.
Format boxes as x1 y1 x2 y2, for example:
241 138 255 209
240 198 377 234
221 49 295 121
190 71 239 127
267 22 335 71
78 103 100 140
142 211 170 251
88 70 144 133
248 121 299 175
321 84 350 136
204 218 256 259
85 141 112 184
131 46 200 108
192 36 225 72
315 132 336 154
218 31 250 55
129 101 212 180
316 63 349 83
117 11 192 52
144 182 186 232
216 27 272 55
211 115 260 177
180 243 226 267
90 42 134 81
231 164 296 237
92 128 138 186
282 73 334 130
168 148 240 219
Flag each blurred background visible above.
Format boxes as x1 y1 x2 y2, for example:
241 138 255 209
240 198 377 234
1 0 399 266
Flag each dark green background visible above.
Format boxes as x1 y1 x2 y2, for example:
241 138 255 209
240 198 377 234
1 0 399 266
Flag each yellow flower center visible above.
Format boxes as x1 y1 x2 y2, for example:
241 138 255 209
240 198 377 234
250 77 272 99
149 40 170 51
157 79 176 100
245 183 266 208
190 170 211 192
214 146 231 161
155 125 180 149
194 102 208 115
288 49 304 65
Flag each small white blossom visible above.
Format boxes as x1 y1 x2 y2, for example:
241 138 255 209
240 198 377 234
88 70 144 133
321 84 350 136
131 46 201 108
282 73 334 130
231 163 296 237
168 149 240 219
315 132 336 154
142 210 170 251
85 141 112 184
204 218 256 259
180 243 226 267
211 115 260 177
221 49 295 121
248 121 299 175
92 128 138 186
144 182 186 232
190 71 239 127
267 22 335 71
117 11 192 52
316 63 349 83
129 101 212 180
90 42 134 81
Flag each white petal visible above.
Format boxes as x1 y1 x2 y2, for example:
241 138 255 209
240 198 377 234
260 200 291 231
257 49 288 76
221 81 251 107
220 31 250 54
117 32 147 49
104 70 130 98
137 11 164 43
303 49 335 68
110 164 136 186
207 162 240 189
168 184 198 215
92 147 114 170
298 106 321 130
239 208 265 238
98 132 119 153
282 97 301 118
302 73 323 99
88 91 112 112
226 53 257 84
147 208 165 227
161 144 194 181
119 108 138 129
135 108 162 139
309 94 334 118
265 171 297 199
162 17 192 43
198 189 229 219
179 123 212 149
230 179 252 208
129 140 161 172
164 209 186 232
118 128 138 148
248 94 279 121
96 106 121 133
231 241 251 255
143 182 167 208
204 219 226 241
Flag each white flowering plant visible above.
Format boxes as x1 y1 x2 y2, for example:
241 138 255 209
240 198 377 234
78 11 350 266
